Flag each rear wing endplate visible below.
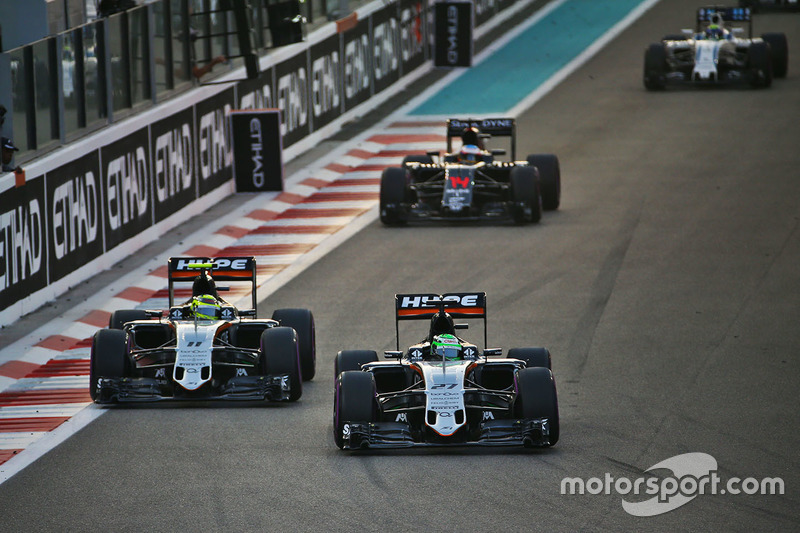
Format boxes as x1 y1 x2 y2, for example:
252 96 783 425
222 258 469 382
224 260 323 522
394 292 488 349
446 118 517 159
167 256 258 310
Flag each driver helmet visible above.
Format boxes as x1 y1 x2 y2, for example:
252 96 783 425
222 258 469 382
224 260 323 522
457 144 482 165
431 334 462 360
191 294 221 320
706 24 723 40
461 127 484 149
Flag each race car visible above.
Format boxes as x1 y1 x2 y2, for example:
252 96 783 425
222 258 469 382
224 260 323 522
333 292 559 449
643 6 788 90
89 256 316 403
379 118 561 225
739 0 800 12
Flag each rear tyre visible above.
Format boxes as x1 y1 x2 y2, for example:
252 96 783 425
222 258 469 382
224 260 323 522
747 41 773 88
109 309 149 330
335 350 379 377
510 166 542 224
260 327 302 401
644 43 667 91
402 154 434 166
508 347 552 370
90 329 129 402
526 154 560 210
514 367 559 446
271 308 316 381
333 371 377 449
380 167 409 226
761 33 788 78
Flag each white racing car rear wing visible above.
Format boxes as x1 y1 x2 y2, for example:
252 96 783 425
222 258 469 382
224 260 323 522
394 292 488 350
446 118 517 160
696 6 752 37
167 256 258 313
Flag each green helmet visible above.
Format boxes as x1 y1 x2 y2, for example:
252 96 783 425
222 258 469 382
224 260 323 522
431 334 462 360
191 294 220 320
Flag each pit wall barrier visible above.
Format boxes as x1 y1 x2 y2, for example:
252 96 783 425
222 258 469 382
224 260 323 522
0 0 530 327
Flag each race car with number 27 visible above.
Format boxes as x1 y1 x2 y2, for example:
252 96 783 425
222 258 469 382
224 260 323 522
333 292 559 449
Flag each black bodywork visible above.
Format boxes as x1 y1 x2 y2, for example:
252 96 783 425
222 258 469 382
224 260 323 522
379 118 560 225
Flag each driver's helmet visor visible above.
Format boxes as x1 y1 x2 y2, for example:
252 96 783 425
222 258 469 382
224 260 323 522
195 304 220 319
192 296 220 319
434 343 461 359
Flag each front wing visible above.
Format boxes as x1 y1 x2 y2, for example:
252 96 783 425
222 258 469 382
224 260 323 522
94 374 292 403
339 418 555 449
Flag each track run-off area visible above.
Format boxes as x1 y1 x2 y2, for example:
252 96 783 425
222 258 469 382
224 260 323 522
1 0 799 530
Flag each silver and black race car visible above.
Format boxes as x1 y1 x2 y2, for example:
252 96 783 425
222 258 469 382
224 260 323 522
89 256 316 403
644 6 788 90
379 118 561 225
333 292 559 449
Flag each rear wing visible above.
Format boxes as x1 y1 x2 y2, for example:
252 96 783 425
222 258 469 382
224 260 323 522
446 118 517 160
696 6 752 36
167 256 258 311
394 292 488 349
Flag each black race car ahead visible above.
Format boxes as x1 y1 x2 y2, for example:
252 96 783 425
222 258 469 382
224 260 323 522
333 292 559 449
379 118 561 225
90 256 316 403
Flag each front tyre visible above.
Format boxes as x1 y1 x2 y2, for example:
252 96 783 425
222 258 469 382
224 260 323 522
514 367 559 446
380 167 409 226
260 327 302 401
510 166 542 224
644 43 667 91
90 329 129 402
333 371 377 449
747 41 773 88
526 154 560 211
271 308 316 381
761 33 788 78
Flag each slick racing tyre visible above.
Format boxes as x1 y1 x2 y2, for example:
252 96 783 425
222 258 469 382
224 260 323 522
380 167 409 226
508 347 552 370
260 327 302 401
334 350 379 377
272 308 316 381
510 166 542 224
661 34 686 41
526 154 561 211
514 367 559 446
90 329 129 402
402 154 434 166
109 309 149 330
761 33 788 78
334 371 377 449
747 41 773 88
644 43 667 91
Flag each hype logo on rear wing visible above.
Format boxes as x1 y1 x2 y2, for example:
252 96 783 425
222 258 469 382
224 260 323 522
167 256 258 312
395 292 487 320
394 292 488 350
